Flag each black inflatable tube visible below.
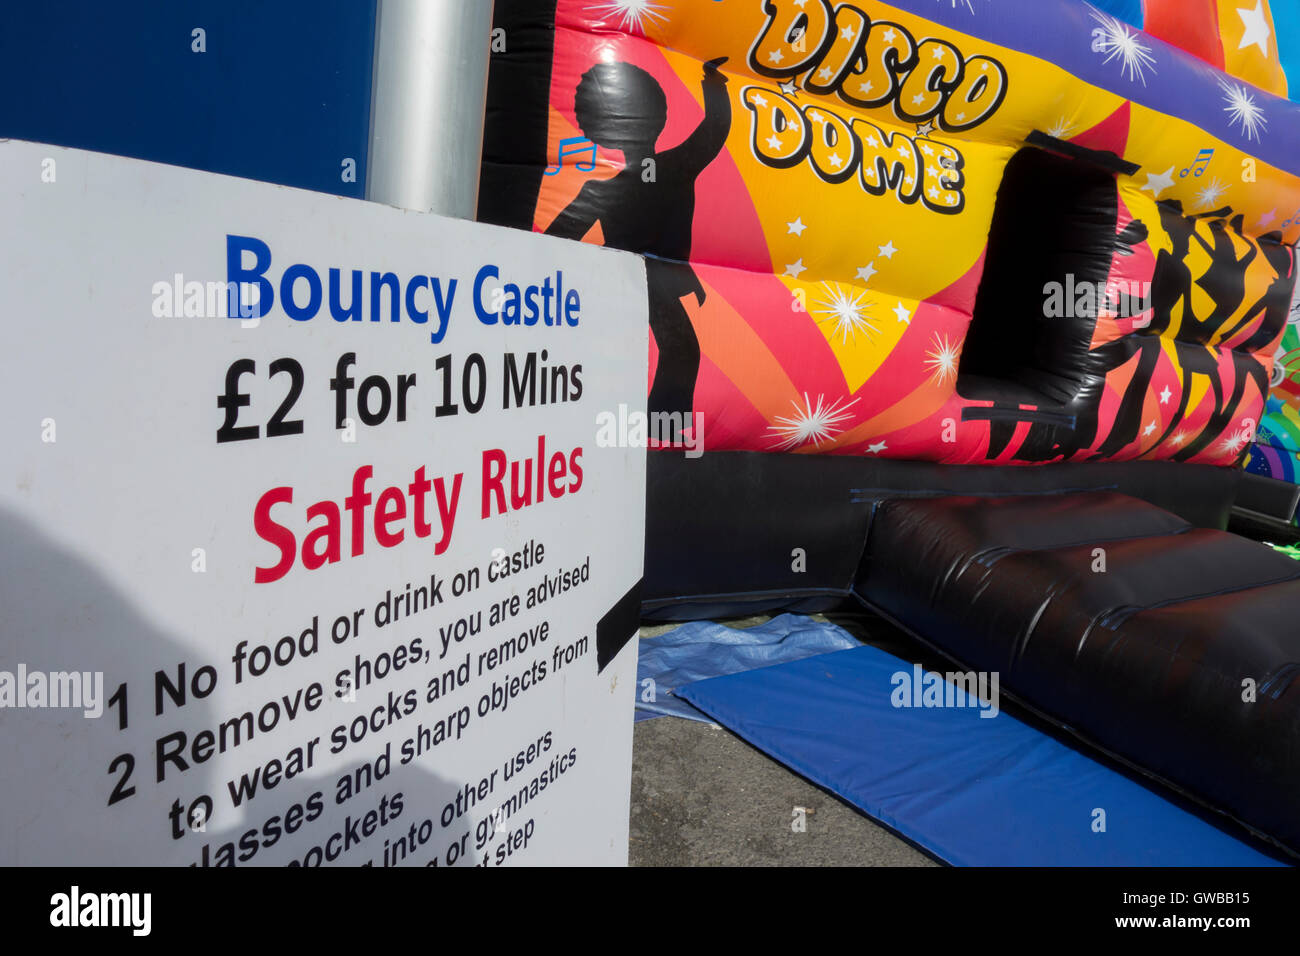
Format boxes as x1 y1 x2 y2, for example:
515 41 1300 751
644 451 1239 612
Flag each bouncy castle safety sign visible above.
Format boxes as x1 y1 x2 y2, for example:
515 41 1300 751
0 140 648 866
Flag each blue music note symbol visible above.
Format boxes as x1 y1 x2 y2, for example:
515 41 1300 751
544 137 597 176
1180 148 1214 178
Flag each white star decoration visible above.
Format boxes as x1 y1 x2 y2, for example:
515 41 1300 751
1196 177 1229 209
1143 421 1156 437
866 440 888 454
1160 386 1172 404
892 302 912 324
877 240 898 259
1221 426 1253 454
925 333 960 384
1141 166 1176 198
1237 0 1272 57
1221 79 1268 142
814 282 878 344
856 263 877 283
787 217 807 236
784 258 807 279
586 0 669 34
768 394 860 450
1045 117 1076 139
1088 6 1157 85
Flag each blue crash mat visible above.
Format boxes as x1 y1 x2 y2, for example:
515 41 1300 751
677 645 1285 866
635 614 859 722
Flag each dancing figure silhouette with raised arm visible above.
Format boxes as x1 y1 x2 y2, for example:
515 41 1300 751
546 57 732 431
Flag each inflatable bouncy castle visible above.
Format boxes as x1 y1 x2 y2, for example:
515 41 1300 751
485 0 1300 463
481 0 1300 856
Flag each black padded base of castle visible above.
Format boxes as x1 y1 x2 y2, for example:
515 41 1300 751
643 451 1299 854
643 451 1239 616
857 492 1300 856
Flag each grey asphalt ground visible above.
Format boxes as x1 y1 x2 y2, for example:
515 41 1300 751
627 613 940 867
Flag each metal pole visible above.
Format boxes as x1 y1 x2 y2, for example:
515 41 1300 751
365 0 496 218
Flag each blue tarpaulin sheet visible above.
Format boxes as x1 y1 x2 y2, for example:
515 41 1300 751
634 614 859 722
677 643 1286 866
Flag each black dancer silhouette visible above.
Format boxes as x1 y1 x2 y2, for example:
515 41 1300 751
545 57 732 430
1219 231 1292 348
992 195 1289 463
1008 217 1151 461
1144 211 1259 456
1175 234 1295 461
1190 214 1258 334
1091 201 1231 458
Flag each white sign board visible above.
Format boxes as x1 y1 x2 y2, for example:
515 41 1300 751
0 141 648 866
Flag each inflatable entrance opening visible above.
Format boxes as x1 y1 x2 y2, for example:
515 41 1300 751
960 146 1123 412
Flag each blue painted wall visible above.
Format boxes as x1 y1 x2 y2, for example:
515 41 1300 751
1273 0 1300 98
0 0 376 197
1085 0 1145 29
